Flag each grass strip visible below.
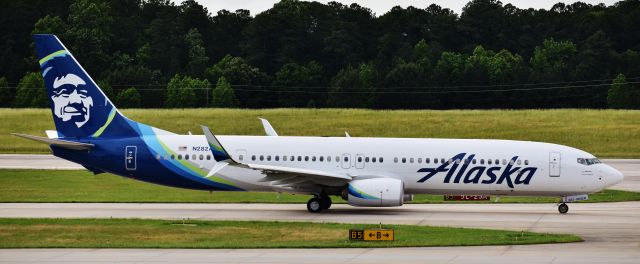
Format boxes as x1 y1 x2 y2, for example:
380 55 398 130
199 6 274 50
0 218 582 248
1 169 638 203
1 108 639 157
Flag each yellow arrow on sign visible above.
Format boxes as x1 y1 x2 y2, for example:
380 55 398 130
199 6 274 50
363 229 394 241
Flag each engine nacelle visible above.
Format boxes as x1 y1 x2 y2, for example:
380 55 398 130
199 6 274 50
343 178 404 207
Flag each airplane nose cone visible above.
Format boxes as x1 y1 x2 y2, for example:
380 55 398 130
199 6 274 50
604 165 624 188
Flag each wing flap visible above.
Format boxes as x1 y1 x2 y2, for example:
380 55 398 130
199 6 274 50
247 163 352 181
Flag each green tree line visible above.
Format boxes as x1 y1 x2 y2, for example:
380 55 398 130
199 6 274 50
0 0 639 109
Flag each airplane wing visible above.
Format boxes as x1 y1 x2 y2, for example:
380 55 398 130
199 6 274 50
200 125 352 187
12 133 94 150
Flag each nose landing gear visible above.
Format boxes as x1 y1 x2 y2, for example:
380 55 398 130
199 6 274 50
558 203 569 214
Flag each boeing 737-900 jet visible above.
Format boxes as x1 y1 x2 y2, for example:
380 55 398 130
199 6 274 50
14 34 624 213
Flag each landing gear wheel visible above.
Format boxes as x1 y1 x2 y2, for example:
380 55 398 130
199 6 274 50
558 203 569 214
320 195 332 210
307 197 323 213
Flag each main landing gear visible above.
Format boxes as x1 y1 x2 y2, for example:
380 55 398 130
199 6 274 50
558 203 569 214
307 194 332 213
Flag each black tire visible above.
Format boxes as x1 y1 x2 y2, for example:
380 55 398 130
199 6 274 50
320 195 332 210
558 203 569 214
307 198 323 213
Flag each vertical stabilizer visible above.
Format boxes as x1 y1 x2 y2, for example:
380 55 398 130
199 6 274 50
33 34 138 138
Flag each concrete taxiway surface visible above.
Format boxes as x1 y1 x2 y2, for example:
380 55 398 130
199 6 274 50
1 202 639 263
1 155 639 263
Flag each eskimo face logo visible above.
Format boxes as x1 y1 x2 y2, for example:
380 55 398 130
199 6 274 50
51 74 93 128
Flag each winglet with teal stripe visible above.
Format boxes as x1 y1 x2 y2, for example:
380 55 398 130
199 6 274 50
201 125 234 162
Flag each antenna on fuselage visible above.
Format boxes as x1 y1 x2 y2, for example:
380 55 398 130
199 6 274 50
259 118 278 136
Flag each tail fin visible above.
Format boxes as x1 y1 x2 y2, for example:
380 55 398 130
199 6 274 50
33 34 138 138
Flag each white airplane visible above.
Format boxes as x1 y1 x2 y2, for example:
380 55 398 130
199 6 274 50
15 35 624 214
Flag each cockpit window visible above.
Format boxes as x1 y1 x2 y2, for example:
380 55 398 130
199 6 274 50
577 158 601 165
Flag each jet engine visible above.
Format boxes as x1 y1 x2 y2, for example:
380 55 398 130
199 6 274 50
342 178 405 207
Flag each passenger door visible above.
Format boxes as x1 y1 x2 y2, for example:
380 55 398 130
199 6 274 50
549 152 560 177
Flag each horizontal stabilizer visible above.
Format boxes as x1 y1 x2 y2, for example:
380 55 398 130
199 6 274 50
12 133 94 150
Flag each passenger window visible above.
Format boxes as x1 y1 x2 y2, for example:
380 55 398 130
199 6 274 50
495 159 499 165
344 156 349 162
372 157 377 163
252 155 256 161
320 156 324 162
171 154 175 160
418 158 422 163
409 158 414 163
283 156 287 161
305 156 309 161
455 159 460 164
267 155 271 161
275 156 279 161
206 155 211 160
327 156 331 162
290 156 294 161
312 156 316 162
517 160 521 165
525 160 529 165
336 156 340 162
402 158 406 163
298 156 302 161
441 158 445 164
472 159 476 164
260 155 264 161
488 159 492 165
379 157 383 163
199 154 204 160
358 157 362 162
480 159 484 164
394 157 398 163
509 160 514 165
502 159 506 165
426 158 430 164
434 158 438 164
185 154 189 160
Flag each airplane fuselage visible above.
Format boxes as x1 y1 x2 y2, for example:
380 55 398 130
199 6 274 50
53 134 620 198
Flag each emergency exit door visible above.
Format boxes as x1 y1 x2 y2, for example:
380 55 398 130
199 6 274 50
125 146 137 171
549 152 560 177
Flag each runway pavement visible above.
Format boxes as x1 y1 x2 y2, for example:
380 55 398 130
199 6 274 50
1 155 639 263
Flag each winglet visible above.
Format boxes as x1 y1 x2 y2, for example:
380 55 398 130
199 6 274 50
258 118 278 136
200 125 233 162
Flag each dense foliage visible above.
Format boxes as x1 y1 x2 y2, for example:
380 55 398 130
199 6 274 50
1 0 639 109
